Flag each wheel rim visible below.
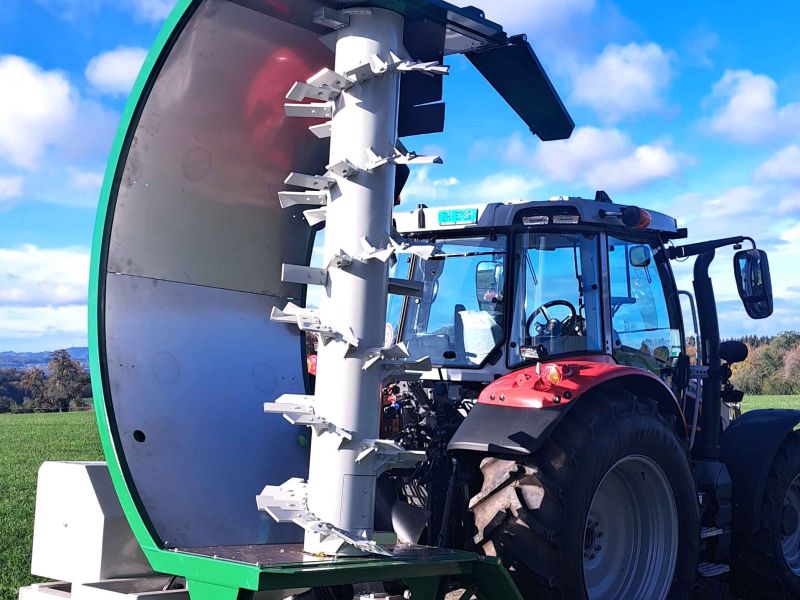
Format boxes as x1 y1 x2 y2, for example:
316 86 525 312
781 474 800 574
583 455 679 600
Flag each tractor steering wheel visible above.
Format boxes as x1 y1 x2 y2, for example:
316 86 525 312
526 300 578 339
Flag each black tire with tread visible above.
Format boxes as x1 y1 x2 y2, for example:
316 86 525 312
732 431 800 599
468 387 699 600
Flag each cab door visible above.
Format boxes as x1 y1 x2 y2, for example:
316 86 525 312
606 236 685 380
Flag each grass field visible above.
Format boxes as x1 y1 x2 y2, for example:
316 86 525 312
0 411 102 600
744 395 800 411
1 397 800 598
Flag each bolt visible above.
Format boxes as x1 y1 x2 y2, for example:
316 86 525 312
499 394 506 402
595 545 602 552
590 553 596 559
597 531 604 538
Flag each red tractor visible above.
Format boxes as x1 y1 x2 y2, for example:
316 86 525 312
374 192 795 598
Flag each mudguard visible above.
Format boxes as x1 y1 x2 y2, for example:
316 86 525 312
721 409 800 533
449 360 685 455
448 402 568 455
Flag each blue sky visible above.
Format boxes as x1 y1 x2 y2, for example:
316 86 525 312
0 0 799 351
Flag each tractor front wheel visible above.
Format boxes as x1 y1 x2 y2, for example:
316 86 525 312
469 389 699 600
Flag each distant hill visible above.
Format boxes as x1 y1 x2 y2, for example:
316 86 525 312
0 347 89 370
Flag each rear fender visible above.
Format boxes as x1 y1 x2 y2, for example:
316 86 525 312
721 409 800 533
448 361 686 456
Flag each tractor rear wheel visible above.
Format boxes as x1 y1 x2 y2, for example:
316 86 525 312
469 389 699 600
732 431 800 598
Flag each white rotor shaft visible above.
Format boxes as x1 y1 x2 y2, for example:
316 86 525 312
304 8 404 555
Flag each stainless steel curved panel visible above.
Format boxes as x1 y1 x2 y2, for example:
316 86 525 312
108 0 330 296
105 273 308 547
103 0 331 547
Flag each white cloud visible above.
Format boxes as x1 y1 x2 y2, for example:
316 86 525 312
777 192 800 217
682 28 719 68
0 55 118 172
780 223 800 244
0 245 90 307
34 0 174 23
0 305 87 342
70 169 104 191
0 56 76 169
0 175 23 200
86 46 147 95
756 146 800 182
668 184 800 315
401 169 459 204
434 176 459 187
705 70 800 143
502 126 682 191
482 0 595 33
571 43 674 123
479 0 620 77
399 169 541 207
126 0 175 22
466 173 543 202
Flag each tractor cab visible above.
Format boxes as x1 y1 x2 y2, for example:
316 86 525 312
391 193 687 386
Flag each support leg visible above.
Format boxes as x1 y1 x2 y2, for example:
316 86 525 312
404 576 448 600
471 557 523 600
187 581 252 600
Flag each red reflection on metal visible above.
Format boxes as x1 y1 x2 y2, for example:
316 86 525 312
245 47 321 171
260 0 290 17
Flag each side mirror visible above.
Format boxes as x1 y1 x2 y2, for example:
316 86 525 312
476 261 502 311
629 245 652 268
734 249 773 319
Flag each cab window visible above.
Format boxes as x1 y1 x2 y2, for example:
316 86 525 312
510 233 603 365
608 237 682 375
400 236 506 367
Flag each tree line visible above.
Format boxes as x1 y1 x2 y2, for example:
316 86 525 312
0 349 92 413
730 331 800 395
1 333 796 414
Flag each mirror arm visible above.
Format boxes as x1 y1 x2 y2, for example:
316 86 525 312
668 236 754 260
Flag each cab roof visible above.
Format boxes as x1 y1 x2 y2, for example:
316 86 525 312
394 194 684 239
